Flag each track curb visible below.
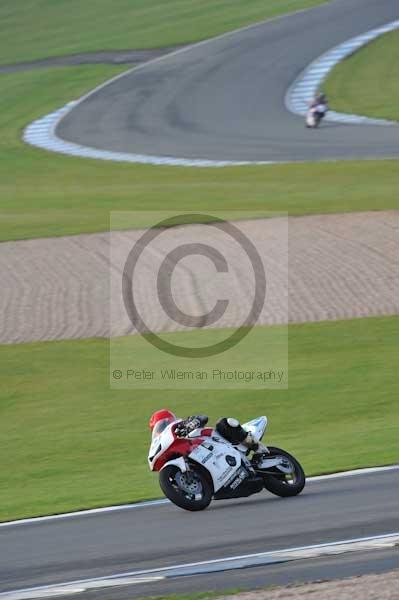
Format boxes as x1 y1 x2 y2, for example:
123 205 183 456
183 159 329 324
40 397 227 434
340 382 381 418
286 19 399 124
23 14 399 167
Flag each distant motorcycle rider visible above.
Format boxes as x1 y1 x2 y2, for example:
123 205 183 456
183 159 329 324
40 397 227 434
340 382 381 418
149 410 261 452
309 91 328 109
306 91 329 128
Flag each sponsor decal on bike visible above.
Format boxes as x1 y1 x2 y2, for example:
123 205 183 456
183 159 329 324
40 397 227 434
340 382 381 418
217 465 235 482
201 442 214 451
229 467 248 490
201 451 213 465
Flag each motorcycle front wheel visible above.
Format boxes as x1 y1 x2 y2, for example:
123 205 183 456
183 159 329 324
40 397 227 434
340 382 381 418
159 465 213 511
259 447 305 497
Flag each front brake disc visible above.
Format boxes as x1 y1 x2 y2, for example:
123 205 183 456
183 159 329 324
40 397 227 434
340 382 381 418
176 471 202 495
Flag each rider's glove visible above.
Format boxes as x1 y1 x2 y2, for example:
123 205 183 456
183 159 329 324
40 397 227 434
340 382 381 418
175 415 208 437
186 415 208 431
174 423 188 437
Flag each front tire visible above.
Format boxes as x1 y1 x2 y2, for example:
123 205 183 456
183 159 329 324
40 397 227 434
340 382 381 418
159 465 212 511
260 447 305 497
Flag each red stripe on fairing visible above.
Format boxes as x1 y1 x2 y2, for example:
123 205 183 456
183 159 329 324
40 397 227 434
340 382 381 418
200 428 214 437
153 437 204 471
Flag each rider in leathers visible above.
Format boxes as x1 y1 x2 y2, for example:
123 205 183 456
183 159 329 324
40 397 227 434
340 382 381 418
175 415 261 452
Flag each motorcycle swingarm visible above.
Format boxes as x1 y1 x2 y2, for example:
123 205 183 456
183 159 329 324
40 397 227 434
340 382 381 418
255 457 285 469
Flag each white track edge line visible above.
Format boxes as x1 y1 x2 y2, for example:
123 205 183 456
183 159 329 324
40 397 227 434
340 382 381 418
2 532 398 600
23 13 399 167
1 464 397 528
285 19 399 124
22 3 323 169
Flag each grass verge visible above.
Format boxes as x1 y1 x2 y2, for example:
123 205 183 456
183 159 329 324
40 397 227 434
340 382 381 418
324 30 399 121
1 316 398 522
1 66 399 242
0 0 330 66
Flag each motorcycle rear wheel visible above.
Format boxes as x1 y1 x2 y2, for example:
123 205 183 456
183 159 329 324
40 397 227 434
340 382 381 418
159 465 212 511
259 447 305 497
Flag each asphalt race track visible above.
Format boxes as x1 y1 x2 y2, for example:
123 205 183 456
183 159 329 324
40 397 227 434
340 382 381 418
1 470 398 599
57 0 399 163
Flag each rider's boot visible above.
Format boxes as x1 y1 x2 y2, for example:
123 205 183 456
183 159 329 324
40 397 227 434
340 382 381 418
243 433 270 462
242 431 266 453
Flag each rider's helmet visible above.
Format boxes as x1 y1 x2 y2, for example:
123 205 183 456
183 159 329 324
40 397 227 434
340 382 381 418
149 409 177 436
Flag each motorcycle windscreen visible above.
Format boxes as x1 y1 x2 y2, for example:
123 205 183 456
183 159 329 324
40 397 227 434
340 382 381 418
152 418 172 439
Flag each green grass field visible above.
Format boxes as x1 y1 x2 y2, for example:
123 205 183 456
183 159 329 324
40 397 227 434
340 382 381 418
325 30 399 121
1 316 398 522
1 66 399 242
0 0 329 66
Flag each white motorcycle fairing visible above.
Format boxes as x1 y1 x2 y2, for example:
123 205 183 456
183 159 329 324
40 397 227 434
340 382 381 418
188 438 243 493
160 456 187 473
148 422 176 470
187 416 269 491
148 423 244 492
242 416 268 441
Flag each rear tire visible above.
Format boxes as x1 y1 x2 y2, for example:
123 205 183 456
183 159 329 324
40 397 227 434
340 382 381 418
159 465 212 511
260 447 305 497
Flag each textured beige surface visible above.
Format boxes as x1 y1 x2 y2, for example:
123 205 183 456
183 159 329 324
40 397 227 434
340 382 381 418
218 569 399 600
1 211 398 344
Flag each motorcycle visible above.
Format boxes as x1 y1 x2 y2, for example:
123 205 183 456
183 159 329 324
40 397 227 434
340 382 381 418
306 103 328 128
148 416 305 511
